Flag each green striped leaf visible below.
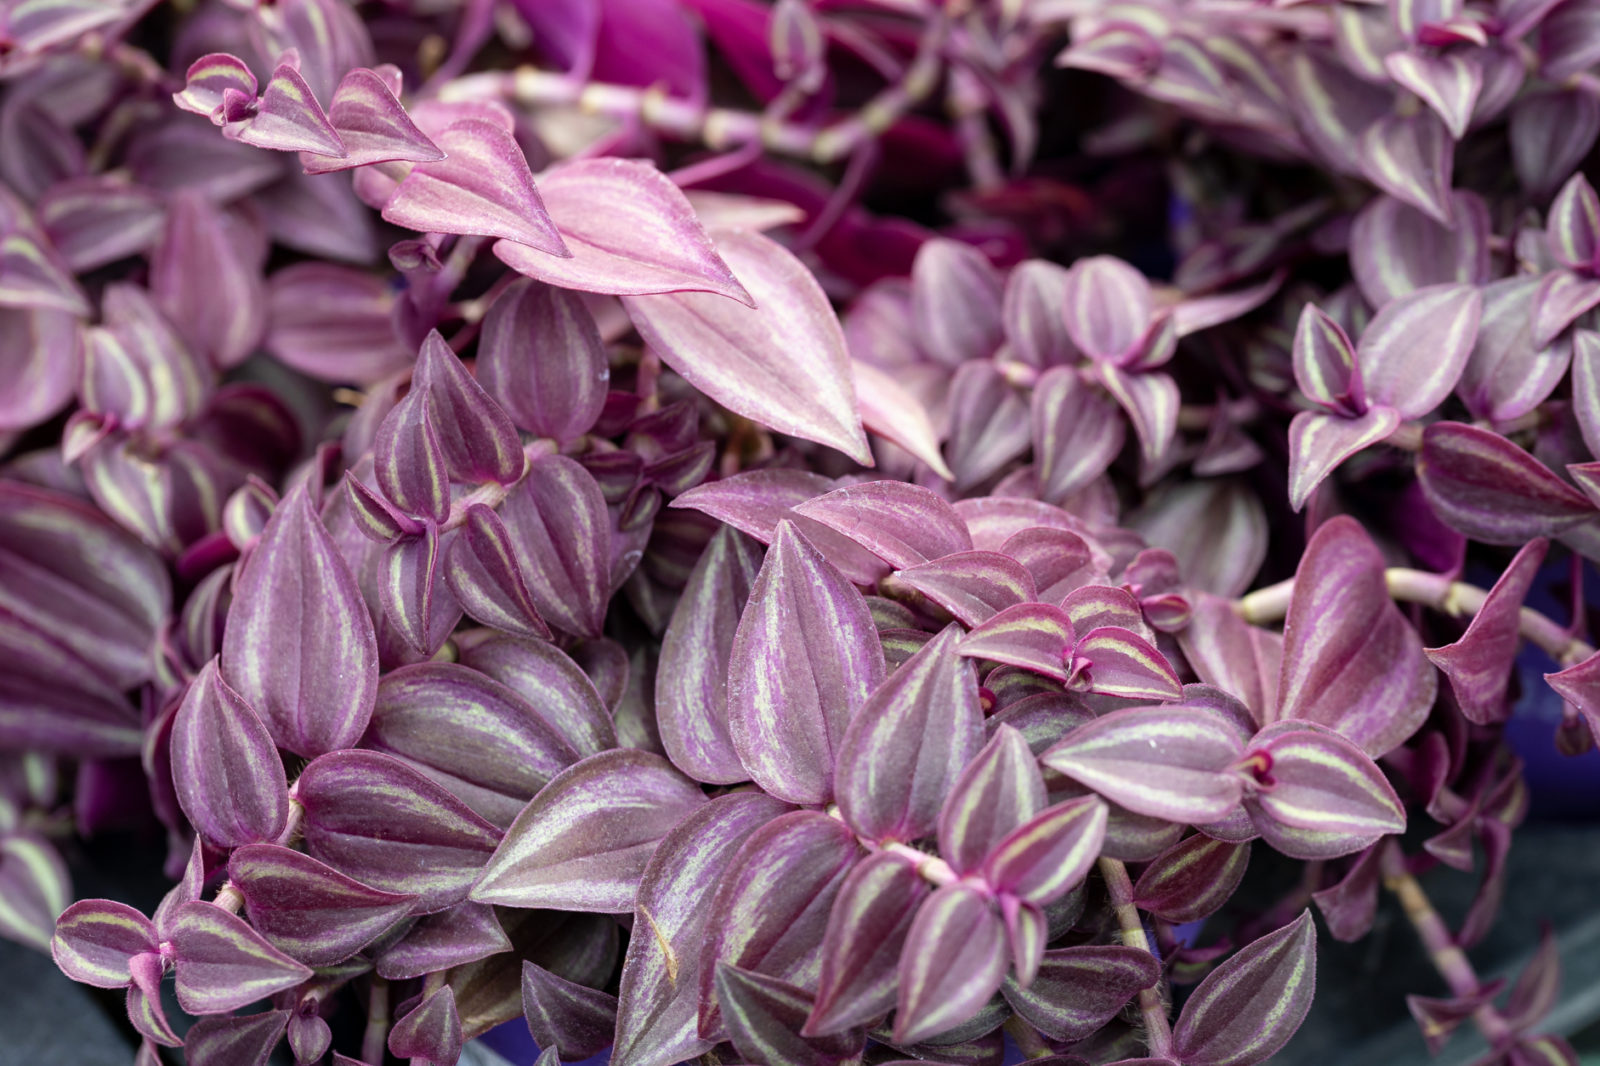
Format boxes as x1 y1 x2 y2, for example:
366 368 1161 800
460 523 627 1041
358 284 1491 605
168 901 313 1015
51 898 156 987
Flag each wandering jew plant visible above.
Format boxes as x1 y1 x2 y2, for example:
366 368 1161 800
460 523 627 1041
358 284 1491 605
1 0 1598 1062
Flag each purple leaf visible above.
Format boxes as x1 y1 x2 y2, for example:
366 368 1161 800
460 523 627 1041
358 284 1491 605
893 882 1006 1046
961 602 1076 682
1003 945 1161 1042
622 228 871 465
1245 724 1406 859
471 748 706 911
1004 259 1076 367
230 63 345 156
51 899 157 988
717 964 865 1066
389 985 463 1066
264 263 411 384
614 793 790 1066
1356 283 1483 418
1384 51 1481 140
1176 597 1281 726
0 833 70 952
410 330 525 485
1418 421 1596 543
1094 364 1179 467
793 481 972 570
382 119 569 254
1349 192 1491 308
1171 910 1317 1066
806 851 929 1037
522 959 618 1060
496 454 613 638
170 659 289 849
1407 985 1504 1055
478 279 609 443
1459 277 1573 423
671 468 833 542
183 1010 290 1066
852 360 956 481
1132 480 1267 599
1032 367 1126 503
380 526 457 657
168 901 313 1015
1062 255 1151 363
1134 834 1251 923
1312 845 1383 942
497 158 750 302
1002 526 1101 602
910 238 1005 367
173 52 258 117
445 504 552 641
1511 91 1600 198
367 662 581 827
894 551 1036 628
728 520 885 805
1505 925 1562 1032
1287 407 1403 512
1536 270 1600 352
946 360 1033 491
1427 539 1548 723
1547 172 1600 272
227 844 416 966
937 725 1047 874
296 750 502 913
835 627 984 844
1072 626 1183 701
1274 515 1437 756
0 306 80 432
1358 111 1454 225
1544 651 1600 751
149 192 267 369
700 810 862 1039
456 633 618 757
303 67 443 173
1292 304 1362 413
981 795 1107 905
287 1009 332 1066
82 282 207 431
220 482 379 758
1040 706 1246 823
374 901 509 980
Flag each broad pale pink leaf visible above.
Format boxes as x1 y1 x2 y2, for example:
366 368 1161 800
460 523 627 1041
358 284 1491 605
981 795 1107 905
169 901 313 1015
1287 407 1402 512
1134 834 1251 922
170 659 289 849
835 627 984 844
893 882 1006 1045
227 844 416 966
497 454 613 638
910 238 1005 367
658 525 762 784
296 750 502 913
472 749 705 911
727 520 885 805
230 63 345 156
1350 192 1491 308
1358 111 1454 225
956 496 1092 552
382 119 568 255
937 725 1047 874
220 483 379 758
264 263 411 384
623 228 870 464
700 810 863 1039
302 67 444 173
1040 706 1245 823
1531 269 1600 348
496 158 749 302
614 793 790 1066
1427 538 1547 722
367 662 582 827
0 306 80 432
1274 515 1436 756
1417 421 1597 543
1132 480 1267 599
51 899 157 988
478 279 609 443
1355 283 1482 418
1072 626 1182 700
389 986 463 1066
852 360 955 480
1458 277 1573 422
961 602 1076 682
1032 367 1126 503
671 468 834 542
1062 255 1151 363
805 852 929 1036
1171 911 1317 1066
522 959 618 1060
894 551 1037 628
793 481 971 570
1384 51 1481 139
717 964 863 1066
1003 945 1161 1042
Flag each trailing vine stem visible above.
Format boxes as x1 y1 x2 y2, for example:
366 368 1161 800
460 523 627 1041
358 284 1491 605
1234 568 1595 668
1098 857 1175 1060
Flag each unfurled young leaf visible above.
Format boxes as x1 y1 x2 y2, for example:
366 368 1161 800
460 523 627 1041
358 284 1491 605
168 900 314 1014
717 963 865 1066
389 985 463 1066
1003 945 1161 1041
498 158 750 302
1292 304 1362 414
793 481 972 570
1041 706 1245 824
1427 539 1548 723
1274 516 1436 756
478 279 609 443
169 659 289 849
173 53 258 118
226 844 416 966
623 229 871 464
893 882 1006 1046
224 63 345 156
728 520 885 805
937 725 1047 874
806 852 929 1037
472 749 705 911
835 627 983 844
1171 910 1317 1066
522 958 618 1060
220 482 379 758
1134 834 1251 923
